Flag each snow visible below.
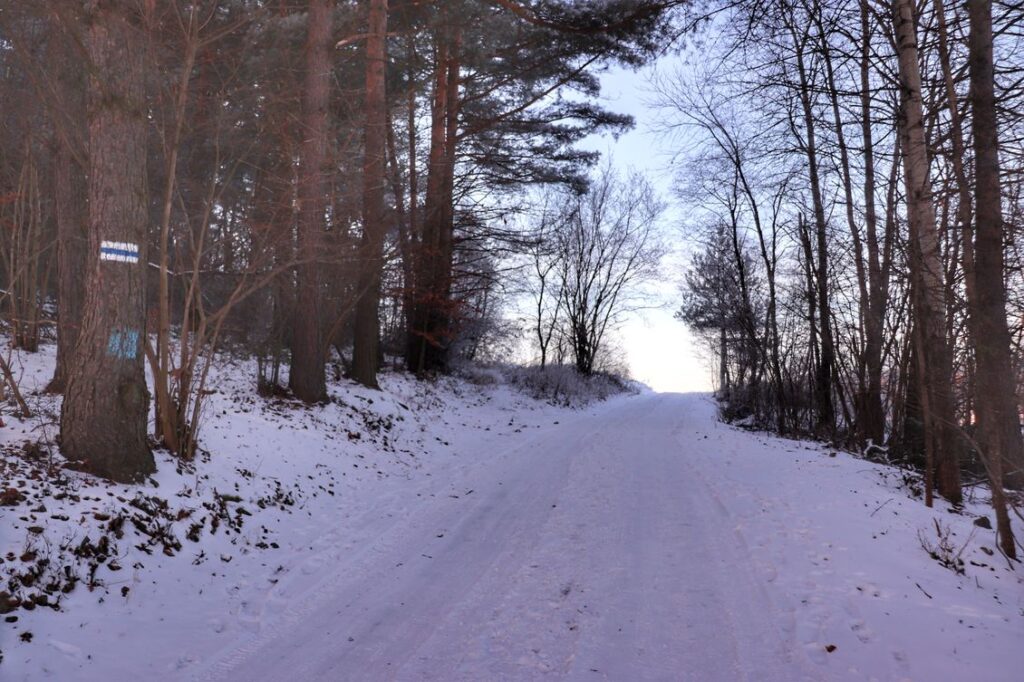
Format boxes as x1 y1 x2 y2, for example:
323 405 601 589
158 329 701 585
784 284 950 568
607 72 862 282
2 347 1022 680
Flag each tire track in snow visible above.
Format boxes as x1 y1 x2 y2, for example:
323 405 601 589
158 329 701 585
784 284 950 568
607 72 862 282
197 393 854 681
193 401 613 681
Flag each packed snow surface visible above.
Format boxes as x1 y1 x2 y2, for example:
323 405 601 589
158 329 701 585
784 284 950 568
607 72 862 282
2 356 1022 680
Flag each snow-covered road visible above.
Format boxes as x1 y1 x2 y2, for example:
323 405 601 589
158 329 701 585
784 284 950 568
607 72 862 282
201 393 793 680
198 393 1023 682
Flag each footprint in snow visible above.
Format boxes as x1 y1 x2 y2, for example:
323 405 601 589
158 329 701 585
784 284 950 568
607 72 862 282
849 619 873 643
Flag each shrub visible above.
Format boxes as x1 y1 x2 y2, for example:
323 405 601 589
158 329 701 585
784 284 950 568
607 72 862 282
500 364 636 407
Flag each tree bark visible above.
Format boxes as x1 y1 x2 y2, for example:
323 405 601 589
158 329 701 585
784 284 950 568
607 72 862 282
60 0 154 482
966 0 1019 555
289 0 332 403
47 15 88 393
892 0 962 504
352 0 389 388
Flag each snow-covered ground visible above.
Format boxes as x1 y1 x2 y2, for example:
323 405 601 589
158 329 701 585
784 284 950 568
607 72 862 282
2 347 1022 681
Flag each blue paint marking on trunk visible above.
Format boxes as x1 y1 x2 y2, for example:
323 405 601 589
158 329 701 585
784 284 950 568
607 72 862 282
101 247 137 259
107 329 140 360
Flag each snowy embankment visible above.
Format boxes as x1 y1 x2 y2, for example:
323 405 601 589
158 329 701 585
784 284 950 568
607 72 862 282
683 403 1024 681
1 348 1022 681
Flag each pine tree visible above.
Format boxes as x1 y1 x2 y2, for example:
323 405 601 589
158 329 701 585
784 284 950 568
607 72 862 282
60 0 154 482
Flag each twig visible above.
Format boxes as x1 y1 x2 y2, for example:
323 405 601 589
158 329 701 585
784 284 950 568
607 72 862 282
870 498 894 517
0 350 31 418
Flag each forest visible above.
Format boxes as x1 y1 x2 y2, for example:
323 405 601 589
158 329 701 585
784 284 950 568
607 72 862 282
0 0 678 474
670 0 1024 560
1 1 1023 679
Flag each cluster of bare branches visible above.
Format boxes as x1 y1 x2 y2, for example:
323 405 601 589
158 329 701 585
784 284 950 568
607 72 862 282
668 0 1024 559
523 167 665 375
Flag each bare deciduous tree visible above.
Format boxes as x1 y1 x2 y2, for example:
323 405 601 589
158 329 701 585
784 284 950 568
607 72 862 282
553 167 664 375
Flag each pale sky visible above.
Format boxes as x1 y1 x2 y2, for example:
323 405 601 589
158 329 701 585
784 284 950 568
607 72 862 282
587 64 713 394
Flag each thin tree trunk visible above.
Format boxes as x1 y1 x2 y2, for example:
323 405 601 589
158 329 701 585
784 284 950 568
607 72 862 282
403 38 419 341
385 104 415 340
813 0 871 444
60 1 154 482
798 211 821 432
352 0 389 388
152 6 199 453
436 27 462 355
858 0 886 447
789 20 835 436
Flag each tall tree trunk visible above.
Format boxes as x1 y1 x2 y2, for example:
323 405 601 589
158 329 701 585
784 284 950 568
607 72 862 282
790 20 835 436
814 0 874 446
892 0 962 504
719 324 728 392
47 16 88 393
400 38 419 348
289 0 332 403
406 27 458 373
966 0 1019 555
435 28 461 361
932 0 983 451
858 0 886 447
406 36 445 373
352 0 389 388
60 1 154 482
385 103 416 335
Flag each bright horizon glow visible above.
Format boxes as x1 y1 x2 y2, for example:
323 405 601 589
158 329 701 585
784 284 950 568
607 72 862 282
620 308 713 393
585 63 714 394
